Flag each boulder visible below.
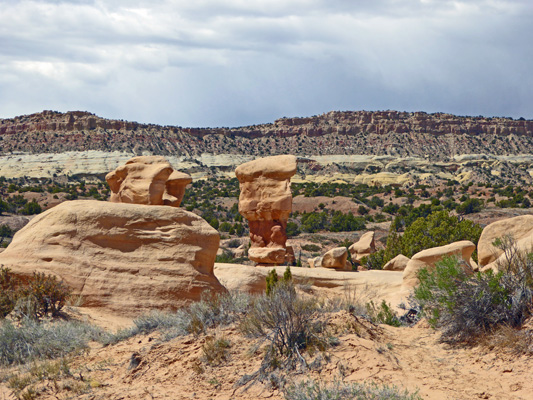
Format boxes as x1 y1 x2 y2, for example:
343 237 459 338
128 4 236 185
322 247 349 270
349 231 376 261
235 155 297 265
214 263 266 294
0 200 225 316
308 256 323 268
383 254 410 271
402 240 476 288
106 156 191 207
477 215 533 267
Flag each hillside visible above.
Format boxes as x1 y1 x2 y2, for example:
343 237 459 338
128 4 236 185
2 110 533 184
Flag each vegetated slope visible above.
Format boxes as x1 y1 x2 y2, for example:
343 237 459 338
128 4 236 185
1 110 533 160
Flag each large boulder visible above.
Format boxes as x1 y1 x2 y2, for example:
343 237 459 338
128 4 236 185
478 215 533 267
349 231 376 262
402 240 476 288
235 155 297 265
322 247 350 270
383 254 410 271
106 156 192 207
0 200 225 316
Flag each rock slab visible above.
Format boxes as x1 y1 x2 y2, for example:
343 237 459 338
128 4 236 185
0 200 225 315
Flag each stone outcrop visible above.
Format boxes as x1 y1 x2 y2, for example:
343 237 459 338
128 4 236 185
402 241 476 288
322 247 350 270
477 215 533 267
0 200 225 315
383 254 410 271
106 156 191 207
349 231 376 262
235 155 297 264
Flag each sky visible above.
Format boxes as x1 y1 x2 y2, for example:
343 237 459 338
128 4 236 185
0 0 532 127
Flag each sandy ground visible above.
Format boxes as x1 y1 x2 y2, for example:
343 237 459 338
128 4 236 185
1 267 532 400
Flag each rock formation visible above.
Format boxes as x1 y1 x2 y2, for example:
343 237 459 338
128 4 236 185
383 254 410 271
0 200 225 315
106 156 191 207
322 247 351 270
477 215 533 267
402 241 476 288
235 155 297 264
349 231 376 262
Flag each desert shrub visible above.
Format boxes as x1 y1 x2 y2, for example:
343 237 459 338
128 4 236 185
286 221 301 237
414 253 533 343
107 291 252 344
202 336 231 365
215 250 234 263
284 379 422 400
226 238 241 248
0 319 105 366
241 281 328 368
0 268 71 320
0 266 18 318
365 300 401 327
266 267 293 295
301 244 321 252
14 272 72 320
361 249 386 270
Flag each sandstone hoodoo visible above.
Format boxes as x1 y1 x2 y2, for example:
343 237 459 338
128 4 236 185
0 200 225 315
235 155 297 265
106 155 192 207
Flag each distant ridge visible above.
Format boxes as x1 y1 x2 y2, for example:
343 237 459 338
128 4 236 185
1 110 533 160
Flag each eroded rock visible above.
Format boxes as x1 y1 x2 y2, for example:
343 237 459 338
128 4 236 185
349 231 376 262
383 254 410 271
0 200 225 315
478 215 533 267
322 247 350 270
235 155 297 264
402 240 476 288
106 156 191 207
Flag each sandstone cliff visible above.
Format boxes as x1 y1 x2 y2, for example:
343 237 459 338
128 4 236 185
1 110 533 160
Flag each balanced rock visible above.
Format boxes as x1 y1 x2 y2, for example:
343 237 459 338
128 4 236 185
322 247 350 270
0 200 225 315
402 240 476 288
106 156 192 207
477 215 533 267
235 155 297 264
383 254 410 271
349 231 376 262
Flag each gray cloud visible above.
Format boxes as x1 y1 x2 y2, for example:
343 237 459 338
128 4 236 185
0 0 532 127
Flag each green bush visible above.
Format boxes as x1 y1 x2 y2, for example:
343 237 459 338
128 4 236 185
284 379 422 400
384 210 482 263
414 253 533 343
366 300 401 327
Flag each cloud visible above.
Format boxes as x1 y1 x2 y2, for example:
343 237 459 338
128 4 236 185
0 0 532 126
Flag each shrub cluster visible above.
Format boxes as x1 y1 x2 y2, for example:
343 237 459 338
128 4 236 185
0 319 104 366
284 379 422 400
0 267 71 320
414 250 533 343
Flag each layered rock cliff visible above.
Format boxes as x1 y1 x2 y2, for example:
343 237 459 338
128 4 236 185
1 110 533 160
